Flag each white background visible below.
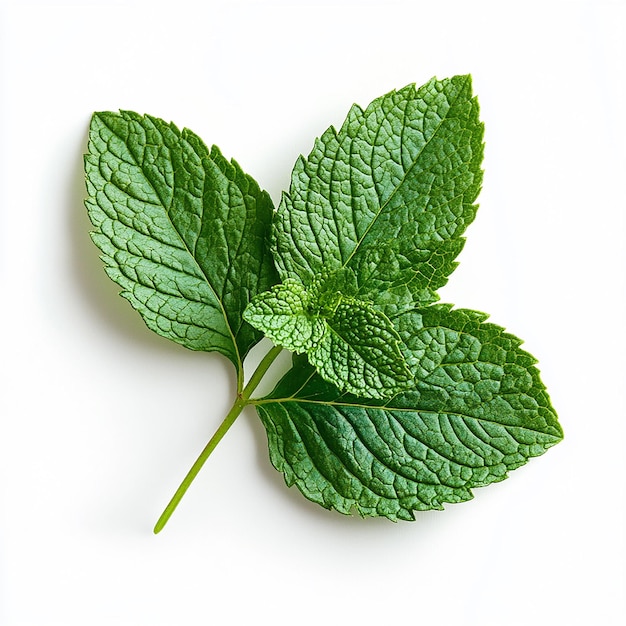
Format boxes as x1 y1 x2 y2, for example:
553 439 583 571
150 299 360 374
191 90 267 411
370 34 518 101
1 0 624 624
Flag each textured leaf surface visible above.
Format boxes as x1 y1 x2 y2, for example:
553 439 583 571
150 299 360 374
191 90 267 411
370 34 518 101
255 307 562 520
85 111 278 371
243 279 326 353
272 75 484 310
84 77 562 529
244 278 412 398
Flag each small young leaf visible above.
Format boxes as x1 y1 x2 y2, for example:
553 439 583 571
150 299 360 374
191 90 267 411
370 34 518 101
243 279 326 353
85 111 278 374
255 307 561 520
272 75 484 310
244 278 412 399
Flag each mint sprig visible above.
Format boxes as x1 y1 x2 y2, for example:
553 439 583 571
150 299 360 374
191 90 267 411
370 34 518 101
84 75 562 532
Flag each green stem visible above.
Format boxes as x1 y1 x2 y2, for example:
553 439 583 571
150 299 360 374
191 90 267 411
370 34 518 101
153 345 283 534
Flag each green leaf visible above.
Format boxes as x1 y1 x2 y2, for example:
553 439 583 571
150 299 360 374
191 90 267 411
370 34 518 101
84 111 278 373
243 279 326 353
272 75 484 310
244 278 412 399
255 306 562 520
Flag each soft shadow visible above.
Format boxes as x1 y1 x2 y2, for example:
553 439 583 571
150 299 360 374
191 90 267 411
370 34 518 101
68 125 191 357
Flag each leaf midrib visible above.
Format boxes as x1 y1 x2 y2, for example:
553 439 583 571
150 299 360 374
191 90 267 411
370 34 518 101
340 78 468 271
258 396 540 503
254 395 559 438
